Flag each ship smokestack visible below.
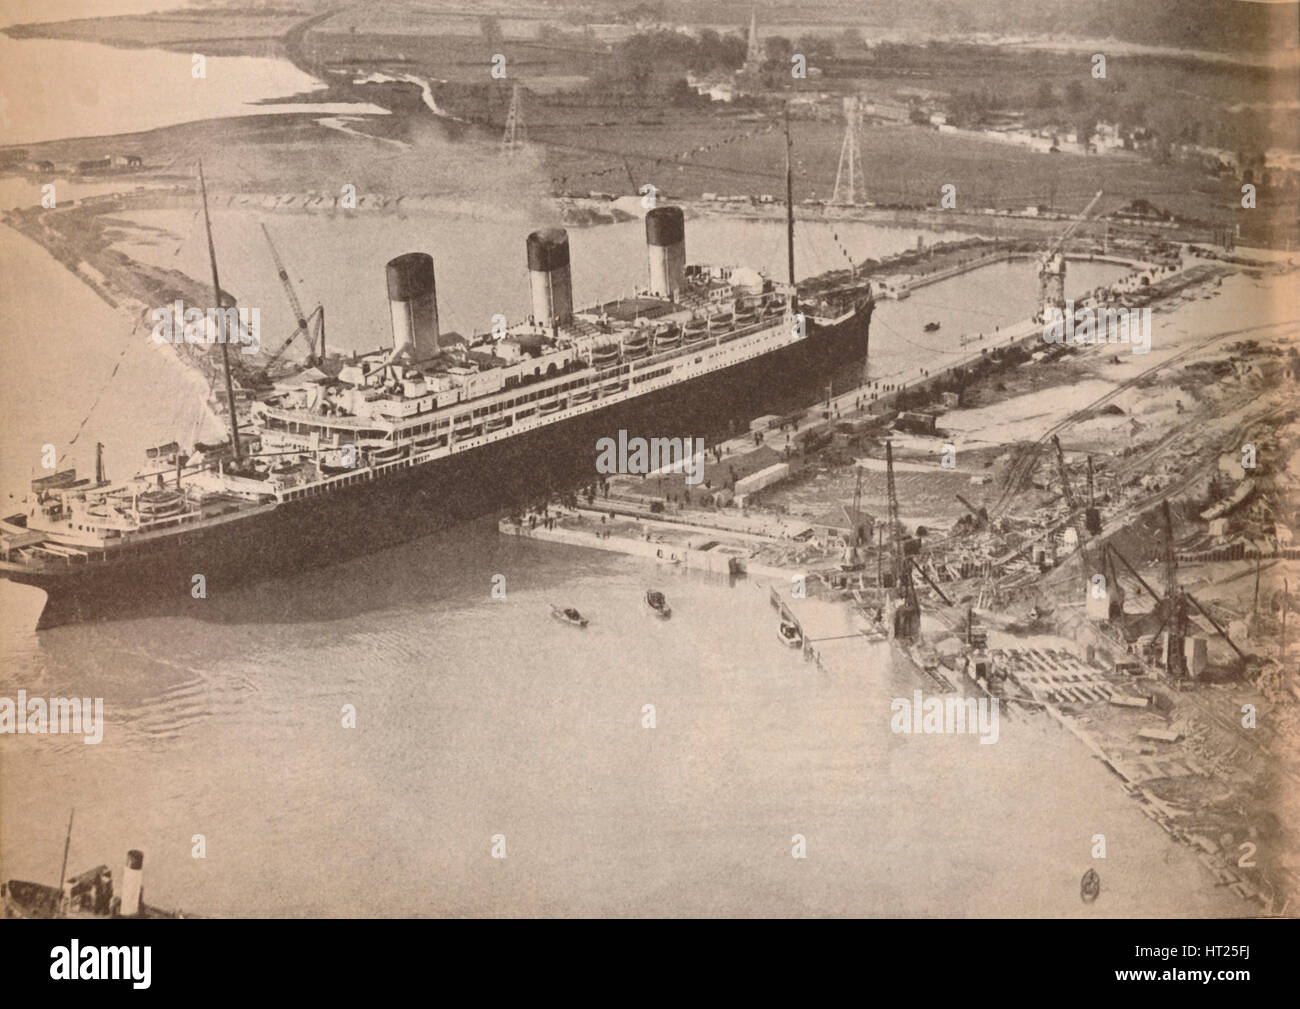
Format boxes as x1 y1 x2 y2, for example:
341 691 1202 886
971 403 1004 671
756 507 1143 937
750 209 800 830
645 206 686 300
386 253 440 362
119 849 144 917
526 228 573 327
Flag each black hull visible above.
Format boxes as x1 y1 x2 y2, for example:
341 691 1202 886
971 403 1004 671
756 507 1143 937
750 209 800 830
4 303 873 628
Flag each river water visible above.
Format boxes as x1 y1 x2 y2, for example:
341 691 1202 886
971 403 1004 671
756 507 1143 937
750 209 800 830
0 14 382 146
0 20 1242 916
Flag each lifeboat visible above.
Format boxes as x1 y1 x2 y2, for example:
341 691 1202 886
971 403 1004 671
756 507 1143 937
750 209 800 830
485 416 510 432
571 388 596 405
136 489 185 519
682 321 709 344
623 333 651 359
653 325 682 350
591 344 620 366
412 432 446 450
710 310 735 330
734 307 759 327
537 399 565 415
371 443 410 464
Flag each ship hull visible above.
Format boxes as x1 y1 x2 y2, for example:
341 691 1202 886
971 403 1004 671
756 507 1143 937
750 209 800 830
3 303 873 628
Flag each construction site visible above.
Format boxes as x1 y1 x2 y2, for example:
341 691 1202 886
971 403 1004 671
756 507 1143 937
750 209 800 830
504 202 1300 913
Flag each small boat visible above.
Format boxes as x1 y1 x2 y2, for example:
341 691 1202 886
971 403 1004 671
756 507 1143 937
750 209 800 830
923 321 940 332
1080 868 1100 903
645 589 672 619
591 344 620 366
777 618 802 648
551 605 588 628
4 811 197 919
485 416 510 432
412 432 447 450
136 489 186 519
623 333 651 358
652 326 681 350
371 444 409 464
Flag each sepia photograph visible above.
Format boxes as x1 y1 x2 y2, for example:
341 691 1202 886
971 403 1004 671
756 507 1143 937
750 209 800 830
0 0 1296 941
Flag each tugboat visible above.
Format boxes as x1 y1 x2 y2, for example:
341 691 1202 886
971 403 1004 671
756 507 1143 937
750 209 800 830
923 321 941 332
550 604 589 628
645 589 671 619
3 812 195 919
777 617 803 648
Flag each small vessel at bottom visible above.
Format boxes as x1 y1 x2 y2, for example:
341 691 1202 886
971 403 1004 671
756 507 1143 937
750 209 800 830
1080 867 1101 903
777 617 803 648
645 589 671 618
4 812 194 918
923 321 940 332
551 605 589 628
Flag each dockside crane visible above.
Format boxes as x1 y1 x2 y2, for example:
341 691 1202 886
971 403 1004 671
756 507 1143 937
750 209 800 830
1161 499 1190 678
852 465 863 551
1103 500 1248 674
1085 455 1102 535
260 223 324 372
886 441 921 639
1052 434 1095 580
1038 189 1104 320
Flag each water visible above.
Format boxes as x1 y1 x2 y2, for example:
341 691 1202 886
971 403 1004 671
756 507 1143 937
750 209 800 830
0 519 1240 917
0 34 381 146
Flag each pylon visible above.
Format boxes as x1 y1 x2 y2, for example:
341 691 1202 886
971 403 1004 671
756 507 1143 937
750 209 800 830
502 84 525 156
832 97 865 206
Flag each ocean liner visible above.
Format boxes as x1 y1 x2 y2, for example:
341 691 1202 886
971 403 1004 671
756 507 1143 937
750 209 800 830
1 146 874 629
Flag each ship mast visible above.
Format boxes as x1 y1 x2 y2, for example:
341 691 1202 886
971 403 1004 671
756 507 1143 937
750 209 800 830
56 807 74 915
783 104 795 295
198 160 243 461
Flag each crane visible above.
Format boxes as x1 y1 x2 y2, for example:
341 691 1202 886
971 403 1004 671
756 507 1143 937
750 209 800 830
910 557 952 606
1052 434 1094 585
1039 189 1103 321
1103 502 1248 673
850 464 866 559
260 223 321 370
886 441 920 639
1085 455 1102 535
1161 499 1190 678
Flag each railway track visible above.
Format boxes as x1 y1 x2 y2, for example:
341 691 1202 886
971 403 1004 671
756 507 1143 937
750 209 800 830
988 319 1300 519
